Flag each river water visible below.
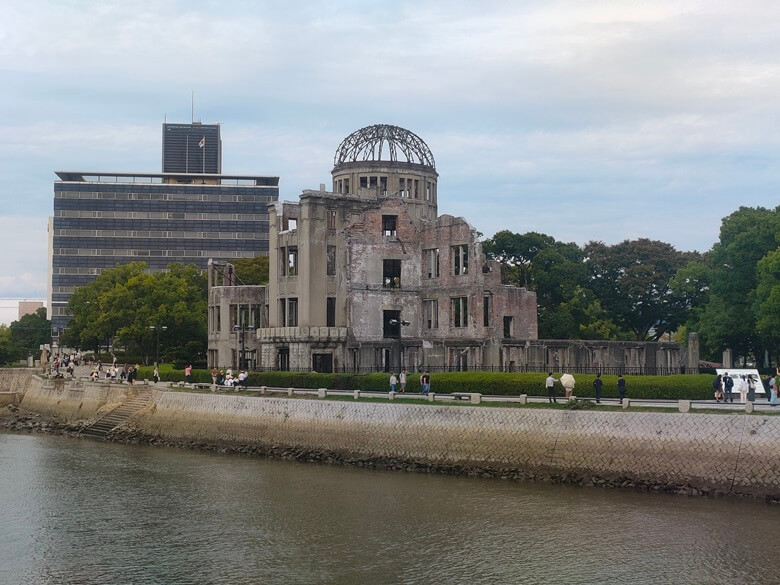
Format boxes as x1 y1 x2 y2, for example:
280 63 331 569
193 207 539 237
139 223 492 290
1 432 778 585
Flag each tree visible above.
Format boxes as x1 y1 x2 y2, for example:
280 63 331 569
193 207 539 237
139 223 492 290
0 325 14 365
693 206 779 362
754 248 780 362
232 255 269 285
484 230 627 339
9 307 50 360
62 262 208 364
584 238 697 340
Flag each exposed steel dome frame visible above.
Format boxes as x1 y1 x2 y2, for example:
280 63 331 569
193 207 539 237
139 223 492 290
333 124 436 170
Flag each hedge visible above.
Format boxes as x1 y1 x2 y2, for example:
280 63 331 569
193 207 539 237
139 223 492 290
135 366 719 400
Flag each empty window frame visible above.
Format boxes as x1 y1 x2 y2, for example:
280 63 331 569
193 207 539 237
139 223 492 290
452 296 468 328
383 309 401 338
287 246 298 276
483 295 491 327
383 259 401 288
425 248 440 278
287 298 298 327
326 297 336 327
277 347 290 371
327 245 336 276
382 215 397 237
423 299 438 329
503 316 513 339
453 244 468 275
327 209 337 230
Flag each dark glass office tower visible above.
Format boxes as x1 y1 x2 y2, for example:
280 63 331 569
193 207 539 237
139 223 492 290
48 168 279 340
162 123 222 174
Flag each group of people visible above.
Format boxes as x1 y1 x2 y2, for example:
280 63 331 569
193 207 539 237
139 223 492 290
210 367 249 389
388 369 431 394
88 362 139 384
713 370 779 406
545 372 626 404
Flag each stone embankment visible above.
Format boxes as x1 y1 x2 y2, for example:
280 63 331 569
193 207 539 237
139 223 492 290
3 376 780 502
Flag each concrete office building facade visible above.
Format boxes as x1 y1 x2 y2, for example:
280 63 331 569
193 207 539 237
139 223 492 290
48 122 279 341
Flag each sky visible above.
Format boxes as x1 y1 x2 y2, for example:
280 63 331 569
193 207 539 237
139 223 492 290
1 0 779 320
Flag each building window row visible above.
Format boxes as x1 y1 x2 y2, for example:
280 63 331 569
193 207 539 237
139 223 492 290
359 175 388 195
55 191 274 203
55 210 266 221
54 229 263 240
53 248 257 259
334 179 350 194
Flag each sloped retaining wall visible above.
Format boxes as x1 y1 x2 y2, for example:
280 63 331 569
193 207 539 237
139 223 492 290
12 379 780 499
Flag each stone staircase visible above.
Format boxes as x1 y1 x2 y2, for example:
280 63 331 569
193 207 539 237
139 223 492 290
81 389 154 438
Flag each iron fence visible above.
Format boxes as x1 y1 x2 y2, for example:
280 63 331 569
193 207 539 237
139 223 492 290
247 365 698 376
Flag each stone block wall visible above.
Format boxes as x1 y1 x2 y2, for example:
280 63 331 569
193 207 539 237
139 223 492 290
14 378 780 498
0 368 37 397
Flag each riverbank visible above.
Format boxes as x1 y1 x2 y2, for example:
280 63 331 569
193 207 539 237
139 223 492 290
5 404 775 502
4 376 780 503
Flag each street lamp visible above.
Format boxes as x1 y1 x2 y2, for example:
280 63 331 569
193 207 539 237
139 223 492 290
388 318 410 374
148 325 168 366
233 325 253 371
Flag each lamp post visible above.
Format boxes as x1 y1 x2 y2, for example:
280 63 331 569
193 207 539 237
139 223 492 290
233 325 252 371
148 325 168 366
388 318 410 375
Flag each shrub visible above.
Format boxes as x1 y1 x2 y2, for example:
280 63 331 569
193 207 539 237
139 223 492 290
134 367 718 400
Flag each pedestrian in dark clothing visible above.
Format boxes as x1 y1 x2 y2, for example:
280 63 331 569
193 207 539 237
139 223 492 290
545 373 559 403
723 373 734 403
617 375 627 403
747 375 757 402
593 373 603 403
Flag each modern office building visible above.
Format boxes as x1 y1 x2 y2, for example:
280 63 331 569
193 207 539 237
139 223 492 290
48 122 278 341
162 122 222 174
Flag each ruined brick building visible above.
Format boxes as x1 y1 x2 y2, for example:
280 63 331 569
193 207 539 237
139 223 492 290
208 124 538 372
209 124 694 374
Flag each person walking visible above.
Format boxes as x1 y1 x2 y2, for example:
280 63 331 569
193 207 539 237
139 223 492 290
545 372 559 403
723 373 734 403
769 375 777 407
617 374 627 404
185 364 193 385
399 369 407 393
389 373 398 393
593 373 603 403
713 374 723 402
211 367 218 385
153 366 159 384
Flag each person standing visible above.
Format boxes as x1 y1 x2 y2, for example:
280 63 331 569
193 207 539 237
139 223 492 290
389 373 398 393
593 373 603 404
211 366 218 385
545 373 559 403
746 375 757 402
153 366 159 384
185 364 193 385
617 374 627 404
399 369 407 393
420 371 430 395
713 375 723 402
769 375 777 407
723 373 734 403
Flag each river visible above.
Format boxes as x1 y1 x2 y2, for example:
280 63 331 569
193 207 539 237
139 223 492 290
1 432 778 585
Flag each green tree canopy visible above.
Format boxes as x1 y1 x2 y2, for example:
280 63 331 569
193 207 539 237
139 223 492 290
584 238 697 341
232 255 269 285
62 262 207 364
692 206 779 362
9 307 50 360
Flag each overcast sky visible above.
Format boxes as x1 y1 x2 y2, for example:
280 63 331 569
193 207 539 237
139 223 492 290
1 0 779 314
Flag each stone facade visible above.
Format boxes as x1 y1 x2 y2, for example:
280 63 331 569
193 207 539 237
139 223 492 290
206 124 693 373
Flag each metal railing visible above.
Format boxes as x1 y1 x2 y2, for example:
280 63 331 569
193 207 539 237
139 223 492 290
244 364 697 376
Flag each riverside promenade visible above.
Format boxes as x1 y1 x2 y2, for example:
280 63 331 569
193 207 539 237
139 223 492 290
4 370 780 501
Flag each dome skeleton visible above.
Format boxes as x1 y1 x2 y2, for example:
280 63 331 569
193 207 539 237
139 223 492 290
333 124 436 170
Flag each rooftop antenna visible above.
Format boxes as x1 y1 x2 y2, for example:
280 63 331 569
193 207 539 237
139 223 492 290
191 91 195 123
